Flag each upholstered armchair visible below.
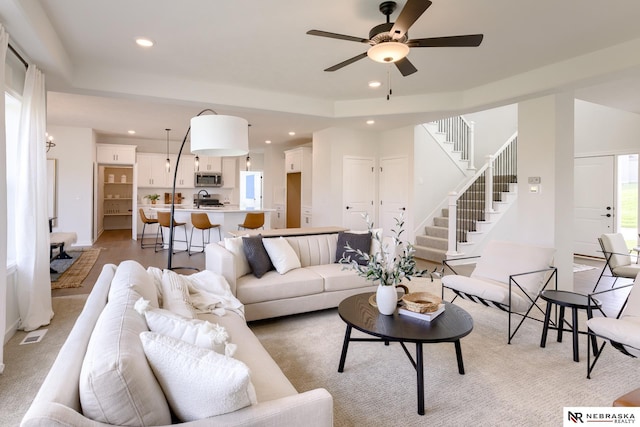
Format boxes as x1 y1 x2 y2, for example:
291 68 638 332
587 273 639 378
442 240 557 344
593 233 640 292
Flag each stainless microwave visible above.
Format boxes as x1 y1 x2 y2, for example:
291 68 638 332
194 172 223 187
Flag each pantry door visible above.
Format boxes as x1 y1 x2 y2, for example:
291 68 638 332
342 156 375 230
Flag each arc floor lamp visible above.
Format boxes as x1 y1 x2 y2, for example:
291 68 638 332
167 109 249 270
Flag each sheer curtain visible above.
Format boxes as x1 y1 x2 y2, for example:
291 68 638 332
15 65 53 331
0 24 9 373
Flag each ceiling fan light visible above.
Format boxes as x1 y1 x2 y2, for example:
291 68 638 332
367 42 409 63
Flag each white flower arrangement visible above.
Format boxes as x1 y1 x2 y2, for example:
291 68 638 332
340 214 435 286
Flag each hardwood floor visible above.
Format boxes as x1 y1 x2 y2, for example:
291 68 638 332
53 231 633 317
51 229 206 297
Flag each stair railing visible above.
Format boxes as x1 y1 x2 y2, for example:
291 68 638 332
436 116 476 170
447 132 518 256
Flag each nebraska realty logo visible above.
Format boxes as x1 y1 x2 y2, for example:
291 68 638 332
564 407 638 426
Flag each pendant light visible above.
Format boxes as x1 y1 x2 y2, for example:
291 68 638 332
165 128 171 173
194 155 200 171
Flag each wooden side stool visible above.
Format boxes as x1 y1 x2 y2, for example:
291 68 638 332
614 387 640 407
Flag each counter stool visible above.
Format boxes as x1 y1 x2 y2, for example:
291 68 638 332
155 211 188 254
238 212 264 230
540 290 602 362
189 212 221 256
139 209 162 249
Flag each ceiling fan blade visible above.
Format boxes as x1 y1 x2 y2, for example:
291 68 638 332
390 0 432 40
408 34 484 48
395 57 418 76
307 30 370 44
324 52 368 72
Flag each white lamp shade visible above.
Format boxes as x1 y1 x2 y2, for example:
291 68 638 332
367 42 410 63
190 115 249 157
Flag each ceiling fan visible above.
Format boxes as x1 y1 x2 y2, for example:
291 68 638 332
307 0 483 77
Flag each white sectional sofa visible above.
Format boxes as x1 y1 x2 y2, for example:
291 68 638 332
21 261 333 426
206 232 378 321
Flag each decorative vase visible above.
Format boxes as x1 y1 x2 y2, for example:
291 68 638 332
376 284 397 315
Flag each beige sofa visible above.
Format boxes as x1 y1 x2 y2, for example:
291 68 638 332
206 232 377 321
21 261 333 426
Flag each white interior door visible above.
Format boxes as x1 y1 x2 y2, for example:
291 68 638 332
379 156 408 237
343 157 375 230
574 155 615 257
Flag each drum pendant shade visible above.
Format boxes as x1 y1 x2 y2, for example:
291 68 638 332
190 115 249 157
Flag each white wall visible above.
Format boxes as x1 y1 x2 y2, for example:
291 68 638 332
312 127 379 228
575 99 640 156
47 126 95 246
465 104 518 165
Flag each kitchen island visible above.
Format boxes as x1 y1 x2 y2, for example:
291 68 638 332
151 207 273 251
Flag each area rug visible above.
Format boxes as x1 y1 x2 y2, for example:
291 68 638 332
250 278 639 426
51 249 100 289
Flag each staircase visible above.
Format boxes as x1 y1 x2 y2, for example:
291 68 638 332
414 120 518 263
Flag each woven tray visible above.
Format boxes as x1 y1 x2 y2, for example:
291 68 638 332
401 292 442 313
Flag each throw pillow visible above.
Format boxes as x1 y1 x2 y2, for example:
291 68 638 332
242 235 273 278
135 299 236 357
140 332 257 422
161 269 197 318
224 236 252 277
335 231 372 266
262 237 301 274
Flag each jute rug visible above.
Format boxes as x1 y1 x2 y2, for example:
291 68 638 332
250 278 640 427
51 249 100 289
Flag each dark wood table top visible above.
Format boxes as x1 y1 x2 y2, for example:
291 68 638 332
338 293 474 344
540 290 601 310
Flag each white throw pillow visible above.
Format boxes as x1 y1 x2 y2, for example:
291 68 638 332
109 260 159 308
161 269 197 318
140 332 257 422
224 236 252 277
135 299 236 357
262 236 301 274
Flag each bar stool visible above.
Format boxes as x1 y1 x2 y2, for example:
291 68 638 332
189 212 222 256
238 212 265 230
155 211 189 254
139 209 162 249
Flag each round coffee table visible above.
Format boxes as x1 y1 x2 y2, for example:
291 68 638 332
337 293 474 415
539 290 602 362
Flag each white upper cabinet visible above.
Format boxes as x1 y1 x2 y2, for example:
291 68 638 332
196 155 222 172
222 157 236 188
285 149 303 173
137 153 170 188
97 144 136 165
172 154 195 188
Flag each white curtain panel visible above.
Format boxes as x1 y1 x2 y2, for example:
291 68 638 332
0 24 9 373
16 65 53 332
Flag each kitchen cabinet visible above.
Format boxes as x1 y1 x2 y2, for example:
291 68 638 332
284 147 312 227
137 153 171 188
196 155 222 172
273 204 285 229
170 154 195 188
97 144 136 165
222 157 237 188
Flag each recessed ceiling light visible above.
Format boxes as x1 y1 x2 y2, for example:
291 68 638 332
265 140 272 144
127 130 136 134
135 38 154 48
368 81 382 88
288 131 296 136
366 120 375 125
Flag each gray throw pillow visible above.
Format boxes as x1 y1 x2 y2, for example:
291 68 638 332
336 231 371 266
242 235 273 278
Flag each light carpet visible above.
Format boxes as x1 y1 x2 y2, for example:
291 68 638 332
250 278 639 427
51 248 100 289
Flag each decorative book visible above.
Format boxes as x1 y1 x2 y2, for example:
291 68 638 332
398 304 445 322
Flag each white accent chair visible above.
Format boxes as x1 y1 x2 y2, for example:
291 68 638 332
442 240 557 344
594 233 640 292
587 273 640 378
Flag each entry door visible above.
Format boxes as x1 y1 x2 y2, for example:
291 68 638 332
574 156 615 257
343 157 375 230
379 156 408 237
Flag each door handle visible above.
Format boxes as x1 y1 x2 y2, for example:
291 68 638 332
601 214 611 217
345 206 351 210
400 207 406 211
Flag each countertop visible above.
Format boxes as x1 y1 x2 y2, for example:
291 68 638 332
150 207 275 213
